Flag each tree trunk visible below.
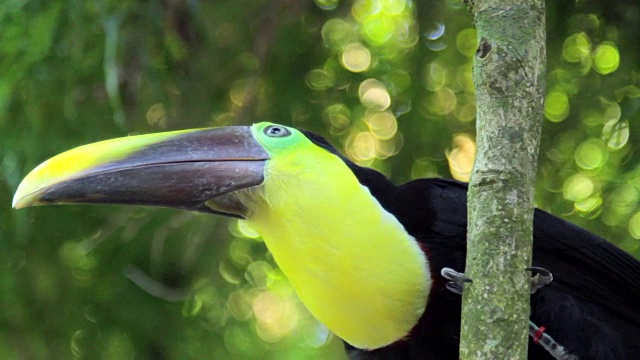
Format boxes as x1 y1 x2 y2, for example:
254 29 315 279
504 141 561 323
460 0 546 359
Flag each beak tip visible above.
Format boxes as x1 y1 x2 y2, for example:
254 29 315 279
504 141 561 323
12 193 26 209
12 197 23 209
12 182 36 209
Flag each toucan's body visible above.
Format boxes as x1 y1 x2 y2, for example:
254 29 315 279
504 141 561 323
13 123 640 359
340 175 640 359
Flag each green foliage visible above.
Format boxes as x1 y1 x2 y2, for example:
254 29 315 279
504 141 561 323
1 0 639 358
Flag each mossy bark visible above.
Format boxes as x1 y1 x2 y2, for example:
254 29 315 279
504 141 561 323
460 0 546 359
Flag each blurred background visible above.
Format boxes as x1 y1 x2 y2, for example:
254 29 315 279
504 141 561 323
1 0 640 358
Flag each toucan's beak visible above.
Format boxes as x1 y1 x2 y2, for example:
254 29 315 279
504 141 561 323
12 126 268 218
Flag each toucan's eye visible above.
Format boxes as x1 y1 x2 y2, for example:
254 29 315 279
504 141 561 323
264 125 291 138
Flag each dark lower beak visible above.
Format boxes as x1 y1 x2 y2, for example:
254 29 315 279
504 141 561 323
13 126 268 218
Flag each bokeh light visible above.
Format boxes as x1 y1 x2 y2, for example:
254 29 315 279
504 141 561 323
341 43 372 72
456 28 477 57
348 131 379 161
563 174 595 202
426 87 457 115
352 0 417 49
365 110 398 140
146 103 167 128
314 0 340 11
359 78 391 111
593 42 620 75
562 32 591 64
574 138 608 170
446 133 476 182
603 119 629 150
306 69 335 90
544 91 570 122
323 103 352 135
628 212 640 239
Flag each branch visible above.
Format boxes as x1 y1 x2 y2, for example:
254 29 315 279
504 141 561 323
460 0 546 359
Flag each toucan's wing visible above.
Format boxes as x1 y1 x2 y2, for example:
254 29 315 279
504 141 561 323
532 210 640 326
395 177 640 325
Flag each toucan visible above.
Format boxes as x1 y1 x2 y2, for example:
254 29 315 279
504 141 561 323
12 122 640 359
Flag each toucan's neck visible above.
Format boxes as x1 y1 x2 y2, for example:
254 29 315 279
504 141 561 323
243 145 431 350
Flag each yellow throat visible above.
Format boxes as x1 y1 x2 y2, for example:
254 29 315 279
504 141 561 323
243 125 431 349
